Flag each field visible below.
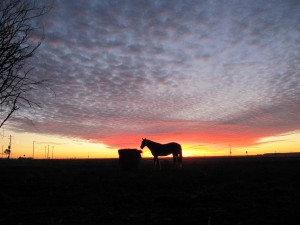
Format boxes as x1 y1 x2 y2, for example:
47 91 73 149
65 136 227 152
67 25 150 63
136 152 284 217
1 156 300 225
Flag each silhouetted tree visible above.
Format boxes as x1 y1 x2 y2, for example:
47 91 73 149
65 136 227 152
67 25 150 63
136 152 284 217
0 0 50 128
4 148 10 159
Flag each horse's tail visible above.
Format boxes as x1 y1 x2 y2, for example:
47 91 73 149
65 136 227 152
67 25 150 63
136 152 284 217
178 145 183 166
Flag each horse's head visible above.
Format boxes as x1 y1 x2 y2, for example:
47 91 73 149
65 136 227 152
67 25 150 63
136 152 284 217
140 138 147 149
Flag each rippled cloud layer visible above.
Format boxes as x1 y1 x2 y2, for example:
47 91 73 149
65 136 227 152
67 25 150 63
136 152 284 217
11 0 300 149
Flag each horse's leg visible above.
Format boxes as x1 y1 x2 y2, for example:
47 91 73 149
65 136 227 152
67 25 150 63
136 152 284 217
154 156 160 169
173 153 177 164
175 154 179 165
157 157 161 170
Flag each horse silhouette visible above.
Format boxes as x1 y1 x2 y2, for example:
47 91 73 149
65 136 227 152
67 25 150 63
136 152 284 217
140 138 182 169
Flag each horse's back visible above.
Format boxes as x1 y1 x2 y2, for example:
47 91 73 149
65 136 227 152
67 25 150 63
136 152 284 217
165 142 181 148
163 142 181 153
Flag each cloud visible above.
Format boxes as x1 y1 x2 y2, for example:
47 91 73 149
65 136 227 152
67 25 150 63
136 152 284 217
9 0 300 150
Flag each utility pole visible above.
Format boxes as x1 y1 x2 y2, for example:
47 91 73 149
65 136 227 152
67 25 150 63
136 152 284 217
32 141 35 159
6 135 12 159
229 144 232 156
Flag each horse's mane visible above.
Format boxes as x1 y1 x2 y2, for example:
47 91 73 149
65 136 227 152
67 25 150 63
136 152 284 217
145 139 161 146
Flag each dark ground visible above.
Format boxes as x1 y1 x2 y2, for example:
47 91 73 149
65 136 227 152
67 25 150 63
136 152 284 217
1 156 300 225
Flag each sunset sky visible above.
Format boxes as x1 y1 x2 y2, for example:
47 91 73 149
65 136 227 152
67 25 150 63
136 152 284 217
2 0 300 159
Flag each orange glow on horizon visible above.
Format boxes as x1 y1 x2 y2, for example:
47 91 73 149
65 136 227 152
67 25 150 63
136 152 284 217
1 129 299 159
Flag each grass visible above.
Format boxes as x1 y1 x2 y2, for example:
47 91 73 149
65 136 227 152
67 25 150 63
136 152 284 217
0 156 300 225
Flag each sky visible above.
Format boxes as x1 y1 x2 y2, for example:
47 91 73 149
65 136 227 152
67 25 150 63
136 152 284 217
2 0 300 158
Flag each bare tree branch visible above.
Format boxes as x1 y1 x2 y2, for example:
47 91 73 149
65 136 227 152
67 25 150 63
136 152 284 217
0 0 51 128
